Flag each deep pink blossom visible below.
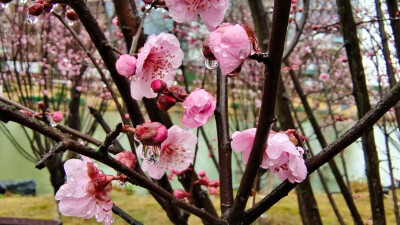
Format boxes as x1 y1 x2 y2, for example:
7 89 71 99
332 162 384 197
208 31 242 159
115 54 137 77
55 156 114 225
165 0 229 31
182 88 216 129
51 111 63 122
137 125 197 179
131 33 183 100
231 129 307 183
209 24 251 75
135 122 168 146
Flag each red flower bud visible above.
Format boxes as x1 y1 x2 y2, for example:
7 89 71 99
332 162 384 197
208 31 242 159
311 24 320 30
209 180 220 188
135 122 168 146
151 79 167 93
174 189 190 199
169 85 187 100
157 95 177 111
66 9 79 21
37 101 45 110
27 3 44 16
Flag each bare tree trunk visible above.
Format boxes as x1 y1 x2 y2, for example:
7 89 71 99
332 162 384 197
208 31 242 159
336 0 386 224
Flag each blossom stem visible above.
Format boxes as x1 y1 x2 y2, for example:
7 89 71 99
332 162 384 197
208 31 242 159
98 123 123 156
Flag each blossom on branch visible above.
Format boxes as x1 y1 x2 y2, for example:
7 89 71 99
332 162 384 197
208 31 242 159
182 88 216 129
208 24 252 75
115 54 137 77
55 156 114 225
137 125 197 179
131 33 183 100
231 129 307 183
165 0 230 31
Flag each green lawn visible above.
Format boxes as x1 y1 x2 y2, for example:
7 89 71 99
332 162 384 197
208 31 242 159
0 187 399 225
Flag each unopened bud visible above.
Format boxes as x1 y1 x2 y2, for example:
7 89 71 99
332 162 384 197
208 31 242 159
135 122 168 146
66 9 79 21
157 95 176 111
151 79 167 93
174 189 190 199
27 3 44 16
169 85 187 100
37 101 45 110
116 151 137 169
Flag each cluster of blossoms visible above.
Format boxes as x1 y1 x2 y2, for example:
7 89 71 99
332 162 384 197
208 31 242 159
231 129 308 183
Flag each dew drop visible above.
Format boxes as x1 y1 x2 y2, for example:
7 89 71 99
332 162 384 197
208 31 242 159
67 20 74 26
222 52 228 57
1 2 9 8
118 180 127 187
19 0 27 4
145 4 151 10
46 115 57 127
213 46 221 53
204 59 219 70
261 213 267 219
143 145 161 164
27 14 39 24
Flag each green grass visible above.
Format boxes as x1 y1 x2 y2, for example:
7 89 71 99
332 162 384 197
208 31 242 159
0 187 399 225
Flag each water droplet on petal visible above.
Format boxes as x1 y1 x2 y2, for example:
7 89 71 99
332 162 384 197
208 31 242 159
27 14 39 24
145 4 151 10
143 145 161 164
214 46 221 53
1 2 9 8
222 52 227 57
205 59 219 70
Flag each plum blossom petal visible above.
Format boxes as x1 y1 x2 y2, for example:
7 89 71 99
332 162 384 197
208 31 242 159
55 157 114 225
209 24 251 75
231 128 256 164
131 33 183 100
182 88 216 129
165 0 229 31
137 125 197 179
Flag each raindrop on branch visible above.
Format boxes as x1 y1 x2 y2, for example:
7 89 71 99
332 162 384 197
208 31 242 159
205 59 219 70
27 14 39 24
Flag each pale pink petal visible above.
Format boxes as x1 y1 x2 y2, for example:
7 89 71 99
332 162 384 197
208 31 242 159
182 89 216 128
209 24 251 75
132 33 183 100
165 0 229 31
199 0 230 31
58 195 96 218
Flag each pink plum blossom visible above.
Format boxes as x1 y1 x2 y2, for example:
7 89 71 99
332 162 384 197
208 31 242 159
209 24 251 75
131 33 183 100
115 54 137 77
51 111 64 122
319 72 330 82
231 129 307 183
137 125 197 179
174 189 190 199
182 88 216 129
55 156 114 225
165 0 229 31
262 133 307 183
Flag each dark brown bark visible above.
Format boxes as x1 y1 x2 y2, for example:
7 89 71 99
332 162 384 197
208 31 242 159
226 0 292 223
215 68 233 214
336 0 386 224
46 153 65 194
375 0 400 131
